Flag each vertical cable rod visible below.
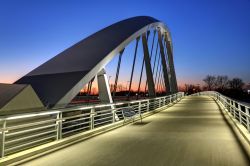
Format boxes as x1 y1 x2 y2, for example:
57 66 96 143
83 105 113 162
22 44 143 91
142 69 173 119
144 30 156 93
154 51 161 94
112 49 125 97
137 31 150 99
128 37 140 100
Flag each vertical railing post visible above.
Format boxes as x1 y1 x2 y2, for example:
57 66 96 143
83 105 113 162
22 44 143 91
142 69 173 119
229 100 233 114
112 109 116 123
170 95 172 103
90 108 95 130
139 101 142 115
56 112 62 140
154 99 157 109
233 101 236 118
226 99 229 109
227 99 230 112
159 98 161 107
223 98 226 108
147 100 150 112
163 97 166 106
1 120 6 158
246 107 250 132
231 101 234 115
239 104 242 124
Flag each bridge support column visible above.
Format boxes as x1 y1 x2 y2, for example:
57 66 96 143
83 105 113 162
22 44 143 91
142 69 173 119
164 32 178 93
157 30 171 94
142 32 155 97
97 69 119 121
97 69 113 103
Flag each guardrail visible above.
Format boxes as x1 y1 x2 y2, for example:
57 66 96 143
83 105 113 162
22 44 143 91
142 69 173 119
194 91 250 133
0 92 184 158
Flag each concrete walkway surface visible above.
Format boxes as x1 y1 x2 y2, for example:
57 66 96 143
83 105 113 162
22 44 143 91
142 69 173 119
21 96 250 166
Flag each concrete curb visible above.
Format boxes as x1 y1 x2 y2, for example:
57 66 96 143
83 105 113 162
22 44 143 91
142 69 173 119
0 98 182 166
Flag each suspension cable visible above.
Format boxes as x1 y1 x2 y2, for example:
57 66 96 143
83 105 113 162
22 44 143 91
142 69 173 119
112 49 125 97
154 51 161 94
86 77 95 102
137 31 150 99
152 42 159 75
160 71 165 93
128 37 140 100
144 30 156 94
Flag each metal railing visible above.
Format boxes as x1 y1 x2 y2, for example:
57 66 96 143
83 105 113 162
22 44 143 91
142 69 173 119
0 92 184 158
195 91 250 133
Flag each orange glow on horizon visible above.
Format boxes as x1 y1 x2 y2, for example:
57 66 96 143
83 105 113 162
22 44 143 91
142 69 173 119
0 78 16 84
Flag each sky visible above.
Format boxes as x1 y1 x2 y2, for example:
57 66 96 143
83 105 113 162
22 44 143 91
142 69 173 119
0 0 250 87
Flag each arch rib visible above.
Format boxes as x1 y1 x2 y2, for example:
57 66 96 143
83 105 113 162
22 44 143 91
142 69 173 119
15 16 176 108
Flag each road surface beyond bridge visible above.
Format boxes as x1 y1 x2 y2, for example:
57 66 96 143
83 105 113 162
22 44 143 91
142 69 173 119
21 96 250 166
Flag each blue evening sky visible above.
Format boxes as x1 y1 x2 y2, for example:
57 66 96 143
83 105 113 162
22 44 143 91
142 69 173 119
0 0 249 86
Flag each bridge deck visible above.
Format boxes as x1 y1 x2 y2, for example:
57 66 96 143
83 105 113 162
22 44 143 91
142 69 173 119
21 96 250 166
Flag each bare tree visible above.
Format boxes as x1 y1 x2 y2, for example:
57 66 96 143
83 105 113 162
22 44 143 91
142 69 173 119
203 75 216 90
110 84 114 92
184 84 201 94
117 84 123 92
184 84 189 92
229 78 244 90
215 75 229 90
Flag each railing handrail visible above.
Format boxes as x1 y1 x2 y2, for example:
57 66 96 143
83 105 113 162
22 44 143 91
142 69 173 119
195 91 250 132
0 92 184 158
0 94 176 121
200 91 250 110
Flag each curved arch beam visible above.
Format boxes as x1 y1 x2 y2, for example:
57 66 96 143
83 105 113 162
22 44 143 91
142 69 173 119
15 16 175 108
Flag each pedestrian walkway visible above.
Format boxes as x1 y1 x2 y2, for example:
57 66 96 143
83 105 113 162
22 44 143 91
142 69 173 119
21 96 250 166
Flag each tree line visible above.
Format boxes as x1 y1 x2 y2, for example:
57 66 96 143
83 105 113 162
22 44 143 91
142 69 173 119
203 75 244 91
202 75 249 102
182 75 247 99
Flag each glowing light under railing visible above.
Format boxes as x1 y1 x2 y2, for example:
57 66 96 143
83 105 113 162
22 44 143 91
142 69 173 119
95 104 109 108
6 111 60 120
114 102 125 105
130 101 138 104
0 130 8 134
95 102 126 108
78 103 126 111
130 99 149 104
79 106 94 110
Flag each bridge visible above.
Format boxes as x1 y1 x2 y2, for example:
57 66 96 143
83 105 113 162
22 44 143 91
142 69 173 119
0 16 250 165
